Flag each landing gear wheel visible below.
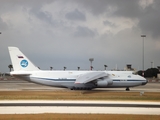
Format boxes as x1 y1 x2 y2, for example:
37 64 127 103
126 87 130 91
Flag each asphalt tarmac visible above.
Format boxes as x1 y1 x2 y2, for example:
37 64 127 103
0 101 160 115
0 79 160 92
1 103 160 108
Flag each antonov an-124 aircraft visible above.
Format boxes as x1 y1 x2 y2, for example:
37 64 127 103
8 47 147 91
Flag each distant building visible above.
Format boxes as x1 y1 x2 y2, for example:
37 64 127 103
124 64 134 71
157 66 160 72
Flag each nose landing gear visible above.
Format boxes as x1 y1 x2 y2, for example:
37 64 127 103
126 87 130 91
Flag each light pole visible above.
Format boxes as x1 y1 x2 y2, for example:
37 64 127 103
151 62 153 68
141 35 146 76
89 58 94 70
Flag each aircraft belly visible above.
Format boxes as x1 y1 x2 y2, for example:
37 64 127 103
30 77 75 88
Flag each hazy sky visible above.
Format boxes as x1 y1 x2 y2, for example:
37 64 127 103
0 0 160 72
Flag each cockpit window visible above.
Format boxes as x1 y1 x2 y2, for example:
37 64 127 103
132 71 138 75
112 74 115 76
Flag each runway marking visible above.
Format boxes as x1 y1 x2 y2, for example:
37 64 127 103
0 101 160 115
0 107 160 115
0 103 160 108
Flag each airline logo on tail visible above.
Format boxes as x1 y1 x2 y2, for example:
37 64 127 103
20 60 28 68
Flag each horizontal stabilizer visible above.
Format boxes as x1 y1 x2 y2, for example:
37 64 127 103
75 72 108 84
10 71 31 76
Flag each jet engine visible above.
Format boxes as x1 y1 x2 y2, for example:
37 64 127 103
96 79 113 87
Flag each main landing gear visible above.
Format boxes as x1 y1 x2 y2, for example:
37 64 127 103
126 87 130 91
70 87 92 90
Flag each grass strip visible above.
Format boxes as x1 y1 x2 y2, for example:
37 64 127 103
0 91 160 101
0 113 159 120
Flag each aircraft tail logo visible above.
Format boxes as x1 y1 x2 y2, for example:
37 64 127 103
20 60 28 68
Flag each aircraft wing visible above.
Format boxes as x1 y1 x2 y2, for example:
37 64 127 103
75 71 108 84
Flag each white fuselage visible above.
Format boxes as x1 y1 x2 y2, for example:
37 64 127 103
11 70 147 90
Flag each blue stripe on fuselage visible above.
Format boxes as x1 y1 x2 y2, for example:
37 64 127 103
31 77 76 82
113 80 146 82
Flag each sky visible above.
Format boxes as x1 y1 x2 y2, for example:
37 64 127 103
0 0 160 72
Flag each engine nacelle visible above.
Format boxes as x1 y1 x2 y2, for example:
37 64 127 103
97 80 108 87
96 79 113 87
105 79 113 85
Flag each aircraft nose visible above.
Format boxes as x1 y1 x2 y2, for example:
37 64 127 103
142 79 148 85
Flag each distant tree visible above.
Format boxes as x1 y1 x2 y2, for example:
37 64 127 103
77 67 80 71
64 67 66 71
137 70 143 76
138 68 160 78
50 67 53 70
8 64 13 72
